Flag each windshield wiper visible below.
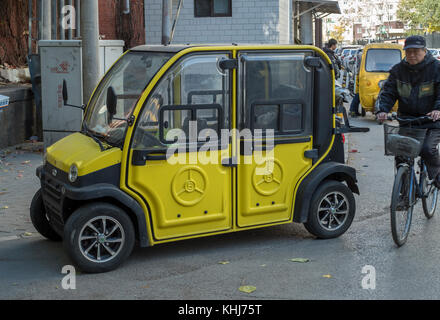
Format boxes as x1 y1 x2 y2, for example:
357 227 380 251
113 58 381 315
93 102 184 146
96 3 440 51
82 122 105 152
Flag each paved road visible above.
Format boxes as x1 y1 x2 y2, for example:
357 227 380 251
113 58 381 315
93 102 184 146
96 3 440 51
1 110 440 300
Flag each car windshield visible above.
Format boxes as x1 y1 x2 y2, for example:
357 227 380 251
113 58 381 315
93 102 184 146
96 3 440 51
365 49 401 72
350 49 357 55
343 49 350 55
429 49 438 55
83 51 172 147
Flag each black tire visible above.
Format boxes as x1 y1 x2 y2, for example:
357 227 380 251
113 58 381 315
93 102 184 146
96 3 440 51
390 166 413 246
304 180 356 239
63 202 135 273
421 170 438 219
30 189 62 241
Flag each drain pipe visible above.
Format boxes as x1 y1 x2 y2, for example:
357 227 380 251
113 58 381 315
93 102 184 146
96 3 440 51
42 0 52 40
123 0 130 14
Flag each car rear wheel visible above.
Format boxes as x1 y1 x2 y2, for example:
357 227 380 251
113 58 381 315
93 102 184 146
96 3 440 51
304 180 355 239
63 202 135 273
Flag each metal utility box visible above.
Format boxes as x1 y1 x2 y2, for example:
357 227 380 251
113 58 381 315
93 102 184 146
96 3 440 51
39 40 124 148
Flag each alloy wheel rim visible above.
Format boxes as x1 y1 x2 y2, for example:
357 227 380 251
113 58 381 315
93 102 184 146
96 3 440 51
317 191 349 231
78 216 125 263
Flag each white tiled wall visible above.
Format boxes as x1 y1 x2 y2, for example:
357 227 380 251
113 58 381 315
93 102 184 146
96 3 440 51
145 0 292 45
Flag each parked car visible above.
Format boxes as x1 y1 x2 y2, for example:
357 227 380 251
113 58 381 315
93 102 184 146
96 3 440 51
339 46 360 66
428 48 440 60
343 49 360 70
357 43 404 116
31 44 368 273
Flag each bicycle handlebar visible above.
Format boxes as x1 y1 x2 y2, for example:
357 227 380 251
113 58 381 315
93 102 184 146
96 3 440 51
386 113 433 124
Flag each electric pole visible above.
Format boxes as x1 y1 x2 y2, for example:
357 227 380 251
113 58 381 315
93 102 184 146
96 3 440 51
81 0 100 105
162 0 172 45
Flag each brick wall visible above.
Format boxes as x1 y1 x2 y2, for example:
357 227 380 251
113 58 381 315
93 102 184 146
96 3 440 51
99 0 118 40
99 0 145 50
146 0 290 45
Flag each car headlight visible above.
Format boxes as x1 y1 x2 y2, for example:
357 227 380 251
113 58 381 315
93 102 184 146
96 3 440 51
69 164 78 183
378 80 386 89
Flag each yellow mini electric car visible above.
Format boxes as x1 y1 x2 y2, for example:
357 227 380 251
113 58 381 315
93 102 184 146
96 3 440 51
358 43 404 115
31 44 363 273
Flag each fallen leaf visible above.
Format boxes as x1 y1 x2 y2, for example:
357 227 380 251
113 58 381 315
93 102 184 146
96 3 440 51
349 149 358 153
21 161 30 165
239 286 256 294
22 232 33 237
322 274 332 278
218 261 230 265
0 192 7 195
289 258 310 263
260 264 267 267
1 206 8 209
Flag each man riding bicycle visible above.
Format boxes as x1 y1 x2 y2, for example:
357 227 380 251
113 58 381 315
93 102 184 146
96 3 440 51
376 35 440 188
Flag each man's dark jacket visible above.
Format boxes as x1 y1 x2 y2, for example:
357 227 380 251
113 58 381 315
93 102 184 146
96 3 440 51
322 47 341 78
377 51 440 128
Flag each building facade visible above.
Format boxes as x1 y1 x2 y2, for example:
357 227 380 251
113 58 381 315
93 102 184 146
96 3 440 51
325 0 405 44
145 0 293 44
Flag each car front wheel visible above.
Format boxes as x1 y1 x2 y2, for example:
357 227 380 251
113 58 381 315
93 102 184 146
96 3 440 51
63 202 135 273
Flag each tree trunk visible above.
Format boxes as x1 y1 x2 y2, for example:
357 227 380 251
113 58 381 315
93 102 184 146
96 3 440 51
0 0 30 67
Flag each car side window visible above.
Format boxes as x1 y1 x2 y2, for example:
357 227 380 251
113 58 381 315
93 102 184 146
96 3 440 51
239 52 313 136
133 53 230 150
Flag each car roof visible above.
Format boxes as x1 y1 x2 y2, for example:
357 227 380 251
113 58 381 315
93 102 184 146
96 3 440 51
130 44 327 52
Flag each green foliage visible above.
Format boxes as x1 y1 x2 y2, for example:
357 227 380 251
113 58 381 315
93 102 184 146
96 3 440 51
397 0 440 32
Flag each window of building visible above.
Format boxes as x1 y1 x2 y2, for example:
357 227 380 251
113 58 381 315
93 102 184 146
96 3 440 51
194 0 232 17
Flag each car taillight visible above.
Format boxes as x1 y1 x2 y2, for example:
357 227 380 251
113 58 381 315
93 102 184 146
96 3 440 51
342 134 345 144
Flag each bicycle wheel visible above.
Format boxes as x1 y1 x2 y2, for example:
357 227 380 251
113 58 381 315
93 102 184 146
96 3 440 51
390 165 414 246
421 170 438 219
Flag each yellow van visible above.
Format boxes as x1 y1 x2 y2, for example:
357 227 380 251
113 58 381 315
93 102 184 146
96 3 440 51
358 43 404 115
31 45 363 273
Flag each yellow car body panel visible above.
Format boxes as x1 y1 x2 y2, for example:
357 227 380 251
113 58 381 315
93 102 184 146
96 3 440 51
46 132 122 176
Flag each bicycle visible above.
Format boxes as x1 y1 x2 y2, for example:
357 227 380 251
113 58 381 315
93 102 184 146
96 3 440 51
383 114 439 246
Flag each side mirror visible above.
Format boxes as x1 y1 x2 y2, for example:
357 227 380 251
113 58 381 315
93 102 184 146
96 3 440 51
106 86 117 122
62 79 68 104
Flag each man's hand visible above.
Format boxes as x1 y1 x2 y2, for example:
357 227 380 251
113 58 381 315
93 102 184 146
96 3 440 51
427 110 440 121
376 112 388 122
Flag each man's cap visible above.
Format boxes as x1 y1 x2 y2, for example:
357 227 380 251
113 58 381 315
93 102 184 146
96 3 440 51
403 35 426 50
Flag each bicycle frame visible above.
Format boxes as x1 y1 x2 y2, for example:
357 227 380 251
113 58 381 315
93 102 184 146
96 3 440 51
400 158 426 207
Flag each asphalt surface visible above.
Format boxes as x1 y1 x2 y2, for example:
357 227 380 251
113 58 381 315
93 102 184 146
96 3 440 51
2 109 440 300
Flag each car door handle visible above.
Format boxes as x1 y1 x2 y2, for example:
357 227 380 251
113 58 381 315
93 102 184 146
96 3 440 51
132 150 167 165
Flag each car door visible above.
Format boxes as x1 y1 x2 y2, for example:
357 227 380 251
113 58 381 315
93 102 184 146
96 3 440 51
127 51 233 241
236 50 314 227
